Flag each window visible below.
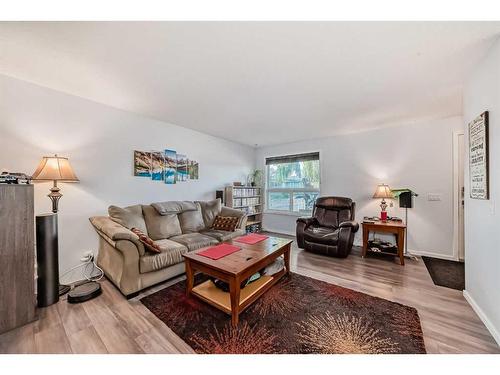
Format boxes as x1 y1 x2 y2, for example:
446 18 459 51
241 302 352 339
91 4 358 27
265 152 320 214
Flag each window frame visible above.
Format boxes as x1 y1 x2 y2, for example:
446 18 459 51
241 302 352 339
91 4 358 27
264 152 321 216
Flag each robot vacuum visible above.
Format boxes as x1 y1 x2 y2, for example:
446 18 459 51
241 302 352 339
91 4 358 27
67 281 102 304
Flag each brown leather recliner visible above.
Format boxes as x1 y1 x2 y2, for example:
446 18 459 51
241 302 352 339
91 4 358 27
296 196 359 258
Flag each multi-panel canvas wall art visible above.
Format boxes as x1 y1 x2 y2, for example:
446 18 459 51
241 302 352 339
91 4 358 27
188 160 199 180
134 150 151 177
164 149 177 184
151 151 165 181
133 149 199 185
176 154 188 182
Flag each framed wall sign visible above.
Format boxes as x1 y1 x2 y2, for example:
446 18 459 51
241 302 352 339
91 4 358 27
468 111 489 200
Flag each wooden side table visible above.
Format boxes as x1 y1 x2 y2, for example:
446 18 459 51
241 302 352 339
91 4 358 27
362 221 407 265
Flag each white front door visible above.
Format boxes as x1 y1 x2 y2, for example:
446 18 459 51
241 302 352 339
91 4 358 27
458 133 465 261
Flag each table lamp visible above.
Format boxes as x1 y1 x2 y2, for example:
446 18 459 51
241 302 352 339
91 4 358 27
32 154 79 213
373 183 393 221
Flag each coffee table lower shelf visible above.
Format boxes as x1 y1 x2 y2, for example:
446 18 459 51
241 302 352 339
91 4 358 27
191 275 274 315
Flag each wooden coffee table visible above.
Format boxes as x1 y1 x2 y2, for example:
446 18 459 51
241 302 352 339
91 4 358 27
183 236 292 326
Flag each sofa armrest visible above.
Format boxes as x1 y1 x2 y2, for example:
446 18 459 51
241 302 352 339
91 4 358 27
220 206 247 230
296 217 318 228
339 220 359 233
89 216 145 256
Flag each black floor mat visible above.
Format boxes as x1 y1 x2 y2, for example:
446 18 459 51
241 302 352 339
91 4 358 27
422 256 465 291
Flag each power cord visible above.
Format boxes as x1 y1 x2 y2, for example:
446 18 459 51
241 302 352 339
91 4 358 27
60 254 104 285
83 258 104 281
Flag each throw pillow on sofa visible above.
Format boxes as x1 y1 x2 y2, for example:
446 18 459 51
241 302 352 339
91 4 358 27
196 199 222 228
108 204 148 233
142 205 182 240
212 215 240 232
130 228 161 254
178 202 205 233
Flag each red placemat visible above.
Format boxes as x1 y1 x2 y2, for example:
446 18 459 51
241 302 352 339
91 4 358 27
198 243 241 260
234 233 269 245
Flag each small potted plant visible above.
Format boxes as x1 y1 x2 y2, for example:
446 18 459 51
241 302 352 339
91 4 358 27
247 169 263 187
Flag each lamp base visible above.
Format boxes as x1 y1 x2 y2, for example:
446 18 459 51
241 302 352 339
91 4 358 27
48 181 62 213
380 211 388 221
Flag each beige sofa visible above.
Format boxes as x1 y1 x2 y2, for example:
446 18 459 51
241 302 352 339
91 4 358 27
89 199 246 298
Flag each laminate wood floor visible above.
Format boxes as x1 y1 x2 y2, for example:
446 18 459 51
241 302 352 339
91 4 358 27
1 238 498 354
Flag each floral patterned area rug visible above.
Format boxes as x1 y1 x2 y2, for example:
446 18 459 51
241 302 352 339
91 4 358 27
140 272 426 354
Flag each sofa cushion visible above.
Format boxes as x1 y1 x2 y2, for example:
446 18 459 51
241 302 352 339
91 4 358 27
212 215 240 232
170 233 218 251
131 227 161 253
196 199 222 228
303 225 339 245
142 205 182 240
201 229 246 242
178 202 205 233
152 201 198 215
139 239 188 273
108 204 147 233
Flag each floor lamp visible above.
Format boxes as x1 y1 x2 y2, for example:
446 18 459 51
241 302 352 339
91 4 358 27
32 154 79 298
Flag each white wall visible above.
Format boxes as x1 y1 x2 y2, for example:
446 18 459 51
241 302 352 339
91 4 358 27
463 38 500 345
255 116 463 259
0 74 255 281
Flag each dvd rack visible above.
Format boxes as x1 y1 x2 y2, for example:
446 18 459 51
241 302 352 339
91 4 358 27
224 185 262 233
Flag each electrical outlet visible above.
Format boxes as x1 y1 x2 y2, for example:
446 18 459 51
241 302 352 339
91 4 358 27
427 193 442 201
80 251 94 262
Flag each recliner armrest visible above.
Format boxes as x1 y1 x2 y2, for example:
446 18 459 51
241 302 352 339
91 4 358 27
339 220 359 233
296 217 317 227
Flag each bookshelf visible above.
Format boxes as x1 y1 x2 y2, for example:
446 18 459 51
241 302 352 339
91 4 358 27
224 185 262 232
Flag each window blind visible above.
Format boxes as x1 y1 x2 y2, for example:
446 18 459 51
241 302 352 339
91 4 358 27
265 152 319 165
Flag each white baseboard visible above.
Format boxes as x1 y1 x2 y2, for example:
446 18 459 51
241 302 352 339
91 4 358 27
408 250 457 261
463 290 500 347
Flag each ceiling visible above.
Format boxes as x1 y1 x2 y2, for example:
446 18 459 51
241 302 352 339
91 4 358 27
1 22 499 146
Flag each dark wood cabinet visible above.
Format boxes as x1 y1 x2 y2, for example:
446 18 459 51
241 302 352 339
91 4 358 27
0 184 36 334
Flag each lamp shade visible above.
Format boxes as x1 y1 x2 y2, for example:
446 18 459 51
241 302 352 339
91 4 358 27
373 184 393 199
32 155 79 182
